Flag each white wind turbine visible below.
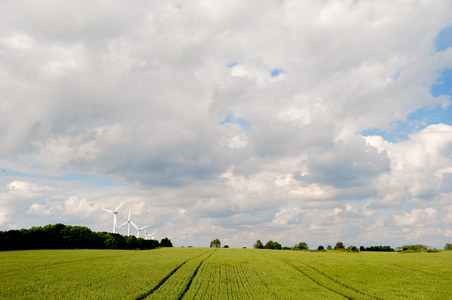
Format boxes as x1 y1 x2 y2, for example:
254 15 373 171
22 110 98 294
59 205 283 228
150 229 157 240
118 209 133 236
145 229 157 240
101 201 125 233
131 222 148 238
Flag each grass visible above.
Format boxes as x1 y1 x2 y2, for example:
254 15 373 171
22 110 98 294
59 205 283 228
1 248 451 299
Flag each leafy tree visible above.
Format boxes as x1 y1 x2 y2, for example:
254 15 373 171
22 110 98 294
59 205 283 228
253 239 264 249
327 245 333 250
0 224 163 251
104 235 119 249
210 238 221 248
125 235 137 249
317 245 324 251
264 240 274 249
360 246 366 251
223 245 229 248
398 244 429 252
264 240 282 250
364 245 394 252
444 243 452 250
293 242 309 250
160 237 173 247
334 241 345 250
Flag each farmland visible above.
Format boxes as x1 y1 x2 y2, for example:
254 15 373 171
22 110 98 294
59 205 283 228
1 248 451 299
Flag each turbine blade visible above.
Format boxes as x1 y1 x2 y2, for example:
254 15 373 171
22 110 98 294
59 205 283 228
101 208 114 213
130 222 139 230
152 229 157 235
140 226 148 230
115 201 125 212
118 221 128 227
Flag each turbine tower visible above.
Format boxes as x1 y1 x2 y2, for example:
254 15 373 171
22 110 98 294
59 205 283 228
101 201 125 233
118 209 133 236
131 222 148 238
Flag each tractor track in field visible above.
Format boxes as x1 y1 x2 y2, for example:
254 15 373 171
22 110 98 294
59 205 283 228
283 260 381 300
135 250 214 300
177 249 216 299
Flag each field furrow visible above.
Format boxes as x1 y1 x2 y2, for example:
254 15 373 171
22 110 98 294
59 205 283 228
135 258 190 300
284 260 376 300
266 250 452 299
178 250 215 299
185 249 344 299
144 249 214 299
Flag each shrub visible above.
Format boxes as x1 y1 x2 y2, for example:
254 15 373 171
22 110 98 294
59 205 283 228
346 246 360 253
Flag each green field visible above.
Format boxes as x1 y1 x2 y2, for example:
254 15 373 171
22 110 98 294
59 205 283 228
1 248 451 299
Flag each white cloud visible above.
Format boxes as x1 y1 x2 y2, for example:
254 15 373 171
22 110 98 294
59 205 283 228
227 134 248 149
27 203 55 216
1 0 452 247
63 197 97 216
393 208 438 227
2 33 35 50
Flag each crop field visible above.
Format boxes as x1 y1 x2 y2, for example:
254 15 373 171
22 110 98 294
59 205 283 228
1 248 451 299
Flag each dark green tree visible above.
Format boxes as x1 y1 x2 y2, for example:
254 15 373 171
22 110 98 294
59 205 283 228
317 245 324 251
160 237 173 247
293 242 309 250
210 238 221 248
334 241 345 250
253 239 264 249
444 243 452 250
365 245 394 252
0 224 166 251
264 240 282 250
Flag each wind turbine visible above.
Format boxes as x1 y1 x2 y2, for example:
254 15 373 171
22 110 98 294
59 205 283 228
150 229 157 240
131 222 148 238
145 229 157 240
118 209 133 236
101 201 125 233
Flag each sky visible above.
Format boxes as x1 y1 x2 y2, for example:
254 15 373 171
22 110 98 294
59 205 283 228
1 0 452 249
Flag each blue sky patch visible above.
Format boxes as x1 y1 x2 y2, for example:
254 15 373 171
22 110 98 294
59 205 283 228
219 112 251 130
360 105 452 142
431 68 452 97
226 62 238 68
271 69 284 77
360 67 452 142
434 25 452 52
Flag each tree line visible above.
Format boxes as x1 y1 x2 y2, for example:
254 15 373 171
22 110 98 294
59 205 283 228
251 240 451 252
0 223 173 251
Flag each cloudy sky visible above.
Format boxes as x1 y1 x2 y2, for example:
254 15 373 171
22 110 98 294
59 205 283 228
1 0 452 248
